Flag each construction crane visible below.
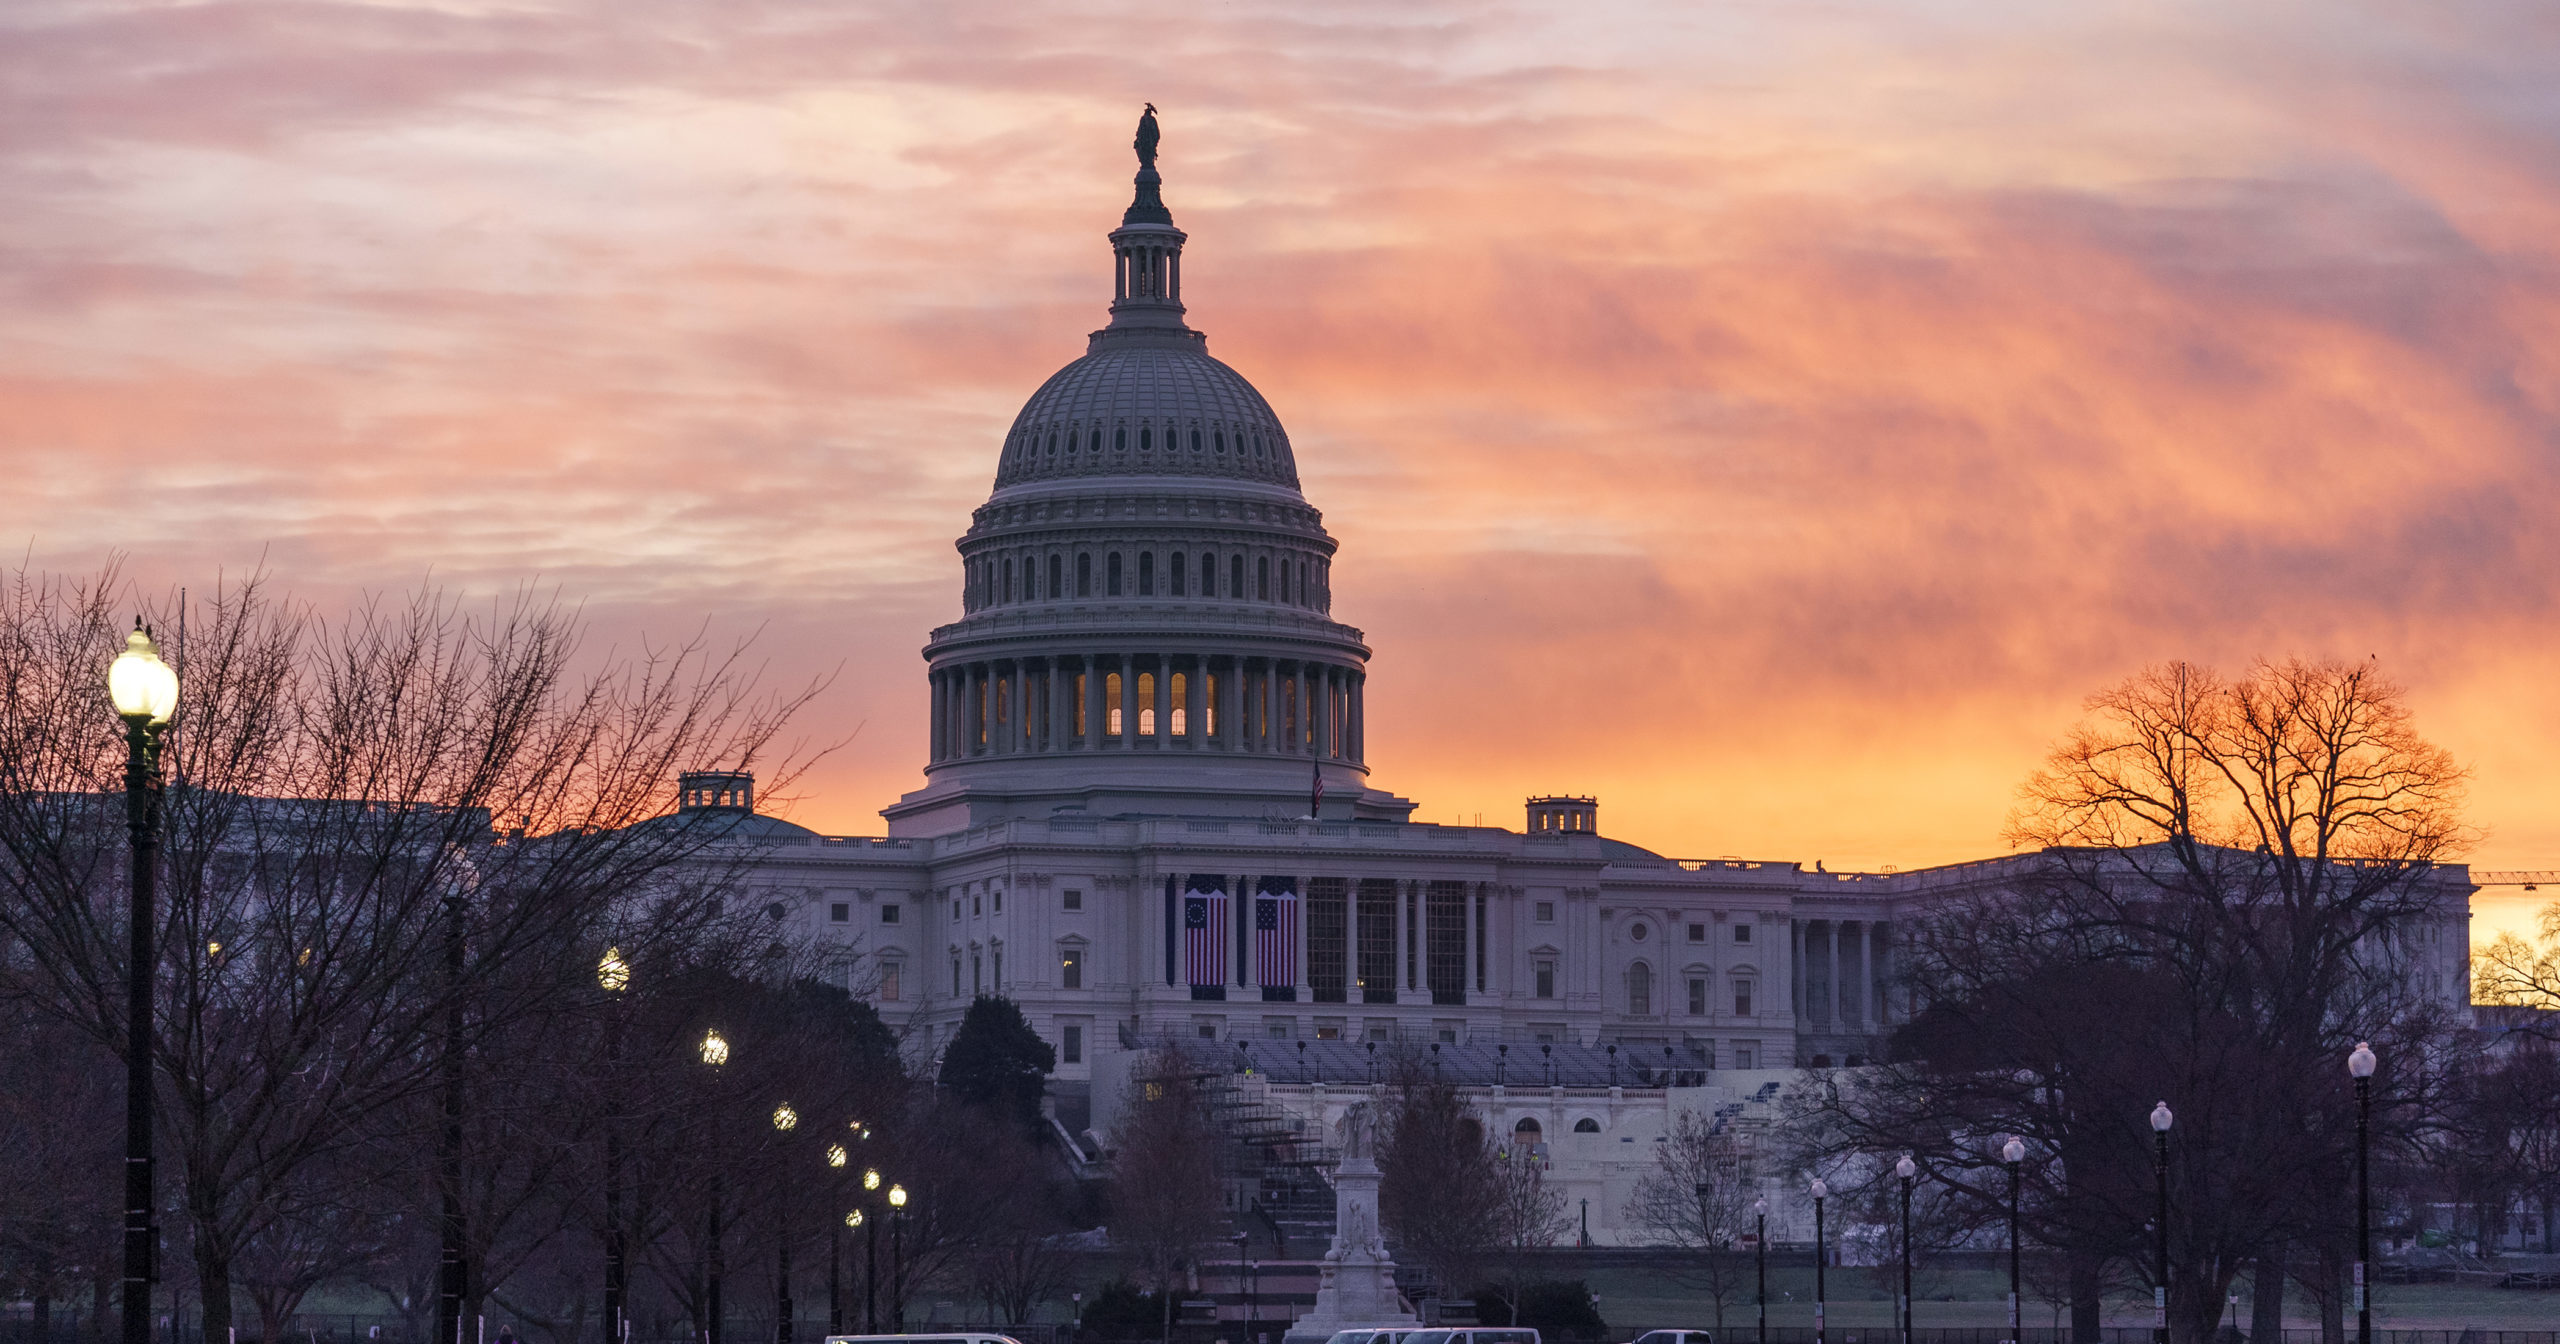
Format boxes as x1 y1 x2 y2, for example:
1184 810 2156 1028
2472 871 2560 891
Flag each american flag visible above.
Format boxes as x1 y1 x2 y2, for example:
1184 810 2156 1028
1309 756 1325 817
1183 878 1227 988
1255 880 1299 988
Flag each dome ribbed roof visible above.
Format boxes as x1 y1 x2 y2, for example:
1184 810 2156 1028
994 342 1299 490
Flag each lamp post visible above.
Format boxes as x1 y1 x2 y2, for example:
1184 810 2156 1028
825 1142 848 1334
1894 1156 1916 1344
1580 1197 1590 1249
774 1103 798 1344
862 1169 882 1331
1232 1231 1249 1339
2350 1042 2377 1344
702 1030 730 1344
600 949 631 1344
2003 1136 2026 1344
888 1184 908 1331
110 624 178 1344
2151 1101 2173 1344
1753 1197 1767 1344
1811 1177 1828 1344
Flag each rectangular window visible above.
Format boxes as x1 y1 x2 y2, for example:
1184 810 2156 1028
1137 671 1157 735
1078 553 1092 596
1735 1042 1756 1070
1358 879 1397 1003
1307 877 1348 1003
972 953 982 995
973 893 982 916
1534 959 1556 999
1688 923 1706 943
1106 672 1124 735
1734 982 1754 1017
1314 1020 1344 1040
1061 949 1083 989
1062 1024 1083 1064
830 902 850 923
1206 672 1219 737
1107 552 1123 596
952 898 962 922
1139 551 1155 596
881 903 901 924
1425 881 1466 1005
1688 977 1707 1016
1535 901 1556 923
993 889 1003 914
879 963 901 1002
1734 923 1752 944
1170 672 1188 736
1063 888 1083 911
1257 556 1270 599
1266 1018 1294 1038
951 957 961 996
1171 552 1187 596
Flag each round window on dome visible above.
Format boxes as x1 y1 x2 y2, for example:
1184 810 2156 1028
1139 427 1150 451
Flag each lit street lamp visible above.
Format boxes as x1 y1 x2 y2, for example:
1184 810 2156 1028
2003 1136 2026 1344
774 1103 797 1344
600 949 631 1344
1894 1155 1916 1344
888 1184 910 1331
703 1030 729 1344
110 624 178 1344
1811 1177 1828 1344
2350 1042 2377 1344
1753 1197 1767 1344
2151 1102 2173 1344
863 1168 883 1331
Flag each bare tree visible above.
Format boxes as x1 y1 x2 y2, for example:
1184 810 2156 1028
1792 658 2472 1344
1479 1140 1572 1325
2477 901 2560 1021
1105 1050 1225 1343
1376 1060 1507 1300
1624 1110 1756 1330
0 567 821 1341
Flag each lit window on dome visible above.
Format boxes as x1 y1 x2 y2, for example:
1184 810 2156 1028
1170 673 1188 735
1205 672 1219 736
1106 673 1123 736
1136 673 1155 735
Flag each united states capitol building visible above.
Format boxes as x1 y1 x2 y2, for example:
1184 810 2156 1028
694 129 2477 1241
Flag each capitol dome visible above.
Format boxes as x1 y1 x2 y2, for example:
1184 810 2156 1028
883 111 1412 836
994 344 1300 491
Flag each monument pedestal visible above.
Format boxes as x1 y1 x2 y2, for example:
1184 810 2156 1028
1281 1153 1416 1344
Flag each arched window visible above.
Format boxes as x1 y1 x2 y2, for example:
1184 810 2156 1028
1513 1117 1543 1140
1139 427 1151 452
1204 671 1219 737
1107 553 1123 596
1136 672 1156 736
1089 429 1101 453
1214 431 1226 453
1191 429 1203 452
1254 434 1266 458
1049 554 1063 597
1047 433 1058 456
1627 961 1653 1015
1170 672 1188 735
1077 554 1092 597
1105 673 1124 736
1138 552 1155 596
1115 427 1127 451
1573 1117 1601 1134
1170 552 1187 596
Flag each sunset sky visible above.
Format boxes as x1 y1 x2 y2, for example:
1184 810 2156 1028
6 1 2557 944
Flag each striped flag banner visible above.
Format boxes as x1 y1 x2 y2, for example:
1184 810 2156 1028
1183 876 1228 988
1255 876 1299 990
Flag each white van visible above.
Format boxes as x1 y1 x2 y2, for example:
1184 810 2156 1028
1396 1330 1540 1344
824 1334 1022 1344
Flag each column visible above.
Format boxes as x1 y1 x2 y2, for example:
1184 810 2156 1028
1351 673 1366 762
1119 653 1136 747
1153 655 1172 751
991 663 1011 755
1261 661 1278 752
1016 663 1032 752
1465 882 1481 996
1084 657 1105 751
1296 877 1312 996
1185 655 1205 749
1048 659 1069 752
1345 878 1361 998
929 669 948 761
1791 921 1805 1019
1825 921 1841 1032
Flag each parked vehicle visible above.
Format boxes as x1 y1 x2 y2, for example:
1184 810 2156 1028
825 1335 1023 1344
1629 1331 1714 1344
1397 1330 1540 1344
